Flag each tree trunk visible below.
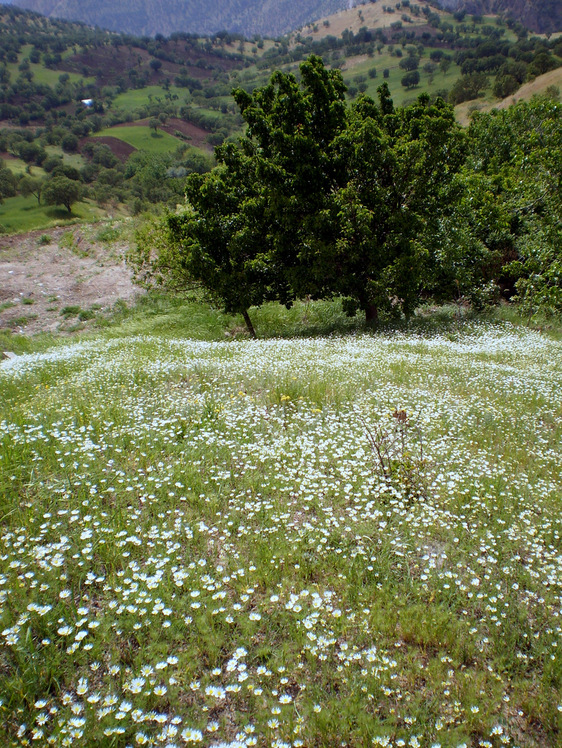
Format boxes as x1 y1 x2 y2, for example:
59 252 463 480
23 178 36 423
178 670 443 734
365 304 378 325
242 309 257 339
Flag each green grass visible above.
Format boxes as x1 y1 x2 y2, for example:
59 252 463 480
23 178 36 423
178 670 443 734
0 194 105 234
341 47 461 107
6 45 95 87
112 85 187 114
2 157 46 179
44 145 86 170
1 305 560 746
93 125 183 154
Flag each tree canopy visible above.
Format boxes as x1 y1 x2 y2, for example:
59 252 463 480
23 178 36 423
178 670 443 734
133 56 562 334
41 174 82 212
146 56 467 334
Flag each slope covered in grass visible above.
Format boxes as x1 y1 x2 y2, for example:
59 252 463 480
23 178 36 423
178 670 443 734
93 126 182 155
1 318 561 746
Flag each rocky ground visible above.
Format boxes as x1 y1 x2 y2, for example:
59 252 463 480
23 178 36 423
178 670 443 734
0 224 142 335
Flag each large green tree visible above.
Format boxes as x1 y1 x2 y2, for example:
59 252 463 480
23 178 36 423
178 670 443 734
151 57 467 331
163 55 348 334
331 87 465 320
231 54 349 302
166 144 285 338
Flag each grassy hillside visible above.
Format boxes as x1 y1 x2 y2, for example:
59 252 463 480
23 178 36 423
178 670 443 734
93 126 183 155
455 65 562 123
0 194 106 233
1 308 561 746
1 4 561 233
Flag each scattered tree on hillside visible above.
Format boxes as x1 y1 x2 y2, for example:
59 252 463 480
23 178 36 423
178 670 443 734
0 160 18 202
401 70 420 88
41 175 82 212
19 175 44 204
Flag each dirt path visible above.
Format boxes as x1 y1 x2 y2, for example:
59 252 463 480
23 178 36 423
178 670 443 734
0 224 142 335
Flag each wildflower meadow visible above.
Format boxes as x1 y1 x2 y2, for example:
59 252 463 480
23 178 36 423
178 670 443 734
1 319 561 747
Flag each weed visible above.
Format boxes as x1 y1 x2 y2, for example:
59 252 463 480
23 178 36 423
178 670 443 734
95 225 121 243
6 314 36 327
60 305 82 318
361 408 427 500
37 234 52 245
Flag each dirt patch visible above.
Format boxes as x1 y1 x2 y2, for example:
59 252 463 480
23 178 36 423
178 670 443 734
0 225 142 335
158 118 213 150
81 136 137 162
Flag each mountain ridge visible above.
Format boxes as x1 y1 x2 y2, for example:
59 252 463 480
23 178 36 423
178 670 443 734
0 0 349 38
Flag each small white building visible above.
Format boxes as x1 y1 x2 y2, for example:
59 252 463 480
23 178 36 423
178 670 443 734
81 99 94 107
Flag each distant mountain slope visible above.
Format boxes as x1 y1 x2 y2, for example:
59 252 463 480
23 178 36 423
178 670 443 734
437 0 562 34
1 0 349 37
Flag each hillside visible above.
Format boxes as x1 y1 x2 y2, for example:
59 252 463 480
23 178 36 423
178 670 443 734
455 65 562 123
0 0 347 37
1 3 561 234
437 0 562 34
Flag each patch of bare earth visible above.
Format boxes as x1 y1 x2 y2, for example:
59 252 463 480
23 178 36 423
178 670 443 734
159 118 214 151
80 136 137 162
0 225 142 335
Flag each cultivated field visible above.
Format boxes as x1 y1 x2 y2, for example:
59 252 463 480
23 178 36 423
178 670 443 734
93 126 183 155
1 315 561 746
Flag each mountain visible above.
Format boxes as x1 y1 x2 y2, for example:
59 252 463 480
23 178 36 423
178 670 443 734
0 0 349 37
437 0 562 34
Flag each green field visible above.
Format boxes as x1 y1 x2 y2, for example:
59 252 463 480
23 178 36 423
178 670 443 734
94 125 182 154
341 49 462 107
2 157 46 179
0 194 105 234
44 145 86 170
112 85 188 115
1 300 561 747
6 45 95 87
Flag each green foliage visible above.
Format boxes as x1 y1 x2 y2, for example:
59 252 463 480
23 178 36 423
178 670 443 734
401 70 420 88
449 72 489 104
0 160 18 202
19 175 44 204
41 174 82 212
493 73 519 99
332 88 465 320
137 57 467 331
466 99 562 317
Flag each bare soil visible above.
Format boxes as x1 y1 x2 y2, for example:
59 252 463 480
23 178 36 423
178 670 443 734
81 135 137 162
157 117 214 150
0 225 142 335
